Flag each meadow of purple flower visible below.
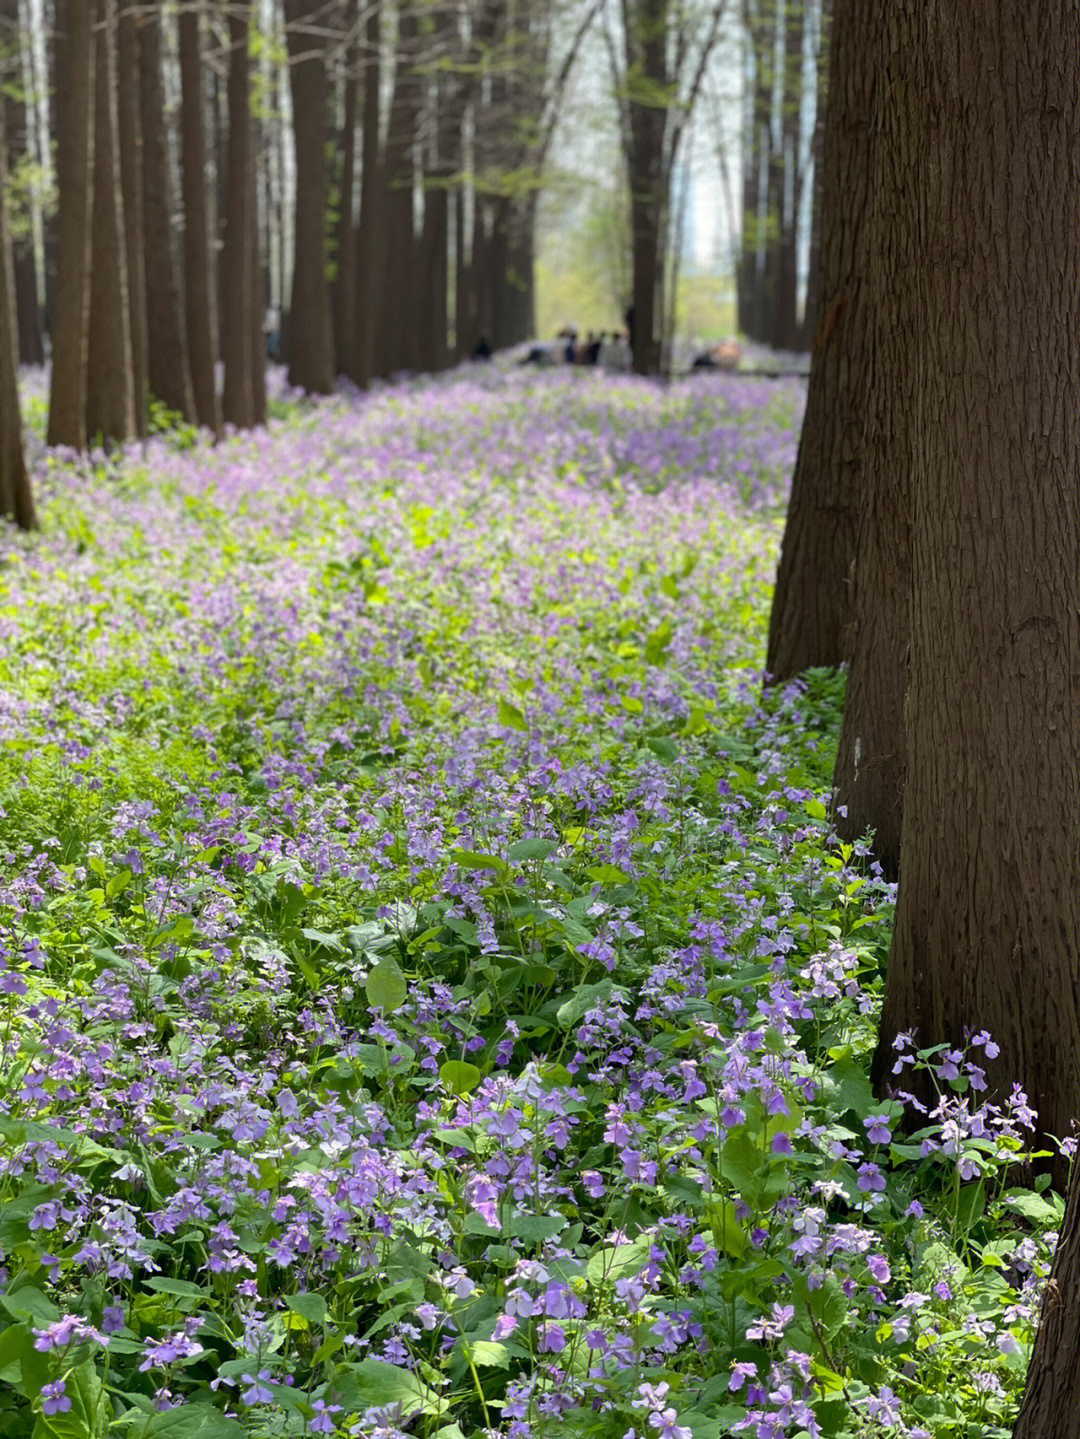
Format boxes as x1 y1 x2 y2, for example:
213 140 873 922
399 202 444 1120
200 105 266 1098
0 368 1059 1439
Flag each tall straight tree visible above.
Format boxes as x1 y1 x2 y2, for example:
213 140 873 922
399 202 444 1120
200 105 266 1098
47 0 93 450
355 0 383 385
283 0 335 393
179 0 221 434
333 0 360 379
140 3 196 421
0 95 33 527
2 0 43 366
869 0 1080 1154
621 0 668 375
85 0 135 445
117 7 149 435
765 0 874 684
221 0 260 428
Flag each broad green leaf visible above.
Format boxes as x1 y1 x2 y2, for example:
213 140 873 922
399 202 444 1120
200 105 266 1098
440 1060 482 1095
507 838 558 863
461 1340 510 1369
330 1359 442 1418
285 1292 328 1326
366 961 407 1013
31 1359 107 1439
497 697 528 731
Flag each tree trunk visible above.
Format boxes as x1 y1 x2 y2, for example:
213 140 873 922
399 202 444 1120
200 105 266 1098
765 0 874 684
179 0 221 434
283 0 335 393
799 0 829 350
869 0 1080 1166
624 0 669 375
354 0 383 385
1015 1178 1080 1432
140 4 195 421
117 7 148 436
47 0 94 450
222 1 258 428
381 6 421 375
772 0 803 350
85 0 135 446
2 0 43 366
0 95 33 526
333 0 360 378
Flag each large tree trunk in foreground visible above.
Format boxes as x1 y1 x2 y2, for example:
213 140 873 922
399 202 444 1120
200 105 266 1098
117 8 148 436
140 4 195 421
0 97 33 526
828 0 910 877
222 2 258 428
85 0 135 446
1016 1177 1080 1433
765 0 875 684
284 0 335 394
47 0 94 450
870 0 1080 1166
179 0 221 434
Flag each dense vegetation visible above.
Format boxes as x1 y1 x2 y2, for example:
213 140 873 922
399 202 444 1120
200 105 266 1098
0 370 1061 1439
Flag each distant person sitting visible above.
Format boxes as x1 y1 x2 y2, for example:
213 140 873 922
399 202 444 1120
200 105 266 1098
559 327 578 363
472 335 492 361
520 342 557 366
583 332 603 366
692 340 742 371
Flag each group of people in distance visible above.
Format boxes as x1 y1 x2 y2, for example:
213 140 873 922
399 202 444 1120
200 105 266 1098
519 327 633 371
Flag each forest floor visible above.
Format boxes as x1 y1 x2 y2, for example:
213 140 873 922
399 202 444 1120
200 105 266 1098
0 367 1055 1439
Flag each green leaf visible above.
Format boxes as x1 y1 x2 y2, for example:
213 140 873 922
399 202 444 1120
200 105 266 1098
462 1340 510 1369
31 1359 107 1439
330 1360 443 1418
820 1058 875 1119
585 864 633 885
497 698 528 731
557 979 616 1030
285 1292 329 1326
507 838 558 863
587 1238 649 1288
805 798 828 820
111 1405 246 1439
440 1060 482 1095
366 961 407 1014
451 849 508 874
646 736 679 763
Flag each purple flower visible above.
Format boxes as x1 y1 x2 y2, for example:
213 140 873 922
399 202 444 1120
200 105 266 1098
41 1382 71 1417
139 1333 204 1371
863 1114 892 1145
241 1371 276 1406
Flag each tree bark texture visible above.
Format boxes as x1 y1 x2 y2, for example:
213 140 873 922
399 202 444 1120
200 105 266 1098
333 0 360 378
179 0 221 434
2 0 43 365
0 96 33 527
47 0 94 450
117 7 148 435
623 0 669 375
381 7 421 375
284 0 335 394
1015 1178 1080 1433
870 0 1080 1170
139 4 195 421
765 0 874 684
222 2 258 428
355 0 383 385
85 0 135 446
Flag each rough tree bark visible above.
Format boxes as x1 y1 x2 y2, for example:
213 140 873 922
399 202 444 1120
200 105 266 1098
284 0 335 393
222 2 257 428
140 3 195 421
381 6 421 375
47 0 94 450
0 96 33 526
179 0 222 434
117 7 148 435
355 0 383 385
333 0 360 378
869 0 1080 1179
623 0 669 375
85 0 135 446
765 0 874 684
2 0 43 365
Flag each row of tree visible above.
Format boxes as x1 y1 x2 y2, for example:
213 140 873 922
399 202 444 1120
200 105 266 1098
767 0 1080 1427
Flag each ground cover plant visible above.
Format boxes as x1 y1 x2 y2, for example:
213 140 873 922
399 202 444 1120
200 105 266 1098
0 367 1063 1439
